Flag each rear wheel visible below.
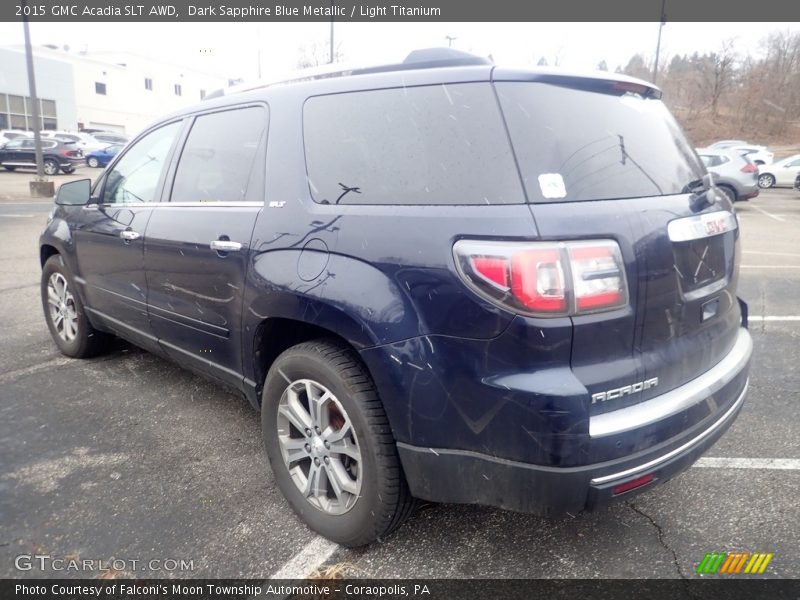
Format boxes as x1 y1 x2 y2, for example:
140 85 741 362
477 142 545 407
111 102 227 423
718 185 738 203
62 166 75 174
262 340 415 546
41 255 112 358
3 166 16 172
43 159 59 176
758 173 775 188
87 157 99 168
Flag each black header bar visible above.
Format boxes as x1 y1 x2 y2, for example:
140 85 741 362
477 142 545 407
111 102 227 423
4 0 800 22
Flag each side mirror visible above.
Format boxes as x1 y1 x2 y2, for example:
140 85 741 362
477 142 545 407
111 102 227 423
55 178 91 206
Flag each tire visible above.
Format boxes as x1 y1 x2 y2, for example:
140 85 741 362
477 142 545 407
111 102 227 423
87 157 99 168
62 166 75 174
43 159 59 176
262 339 416 547
718 185 738 203
4 166 16 172
41 254 113 358
758 173 775 188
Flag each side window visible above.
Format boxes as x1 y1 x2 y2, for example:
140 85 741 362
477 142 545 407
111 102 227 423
699 155 713 167
787 159 800 168
6 139 25 149
103 121 181 205
21 140 36 149
170 106 267 203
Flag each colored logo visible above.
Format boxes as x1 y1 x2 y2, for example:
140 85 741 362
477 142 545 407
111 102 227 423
696 552 773 575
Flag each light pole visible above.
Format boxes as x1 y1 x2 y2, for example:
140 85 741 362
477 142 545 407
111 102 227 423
652 0 666 84
329 0 334 63
21 0 53 197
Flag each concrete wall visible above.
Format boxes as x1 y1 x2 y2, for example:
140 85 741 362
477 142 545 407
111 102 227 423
0 48 78 131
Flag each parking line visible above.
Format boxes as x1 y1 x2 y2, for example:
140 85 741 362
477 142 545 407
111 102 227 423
0 214 35 218
693 458 800 470
270 535 339 579
743 250 800 258
749 205 786 222
748 316 800 322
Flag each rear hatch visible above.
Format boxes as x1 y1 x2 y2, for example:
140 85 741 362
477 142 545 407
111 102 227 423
493 72 743 426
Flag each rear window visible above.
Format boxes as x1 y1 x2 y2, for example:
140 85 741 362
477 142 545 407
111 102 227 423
303 83 524 205
496 82 705 202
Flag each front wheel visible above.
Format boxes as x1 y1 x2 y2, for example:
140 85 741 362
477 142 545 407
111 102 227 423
62 166 75 174
262 340 415 547
4 166 16 171
87 157 99 168
41 255 112 358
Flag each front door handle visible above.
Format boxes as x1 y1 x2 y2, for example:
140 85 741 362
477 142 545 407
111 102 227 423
120 229 140 241
210 239 242 252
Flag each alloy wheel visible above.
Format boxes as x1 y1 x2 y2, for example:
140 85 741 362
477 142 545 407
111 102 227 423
276 378 362 515
46 273 78 342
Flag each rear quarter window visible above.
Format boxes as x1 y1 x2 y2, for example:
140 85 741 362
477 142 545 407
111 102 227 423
303 83 524 205
496 82 705 202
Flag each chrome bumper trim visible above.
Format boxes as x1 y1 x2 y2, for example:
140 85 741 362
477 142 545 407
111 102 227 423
590 328 752 438
590 379 748 486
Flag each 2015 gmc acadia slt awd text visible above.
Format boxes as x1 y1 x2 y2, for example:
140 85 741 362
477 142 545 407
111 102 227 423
39 49 752 546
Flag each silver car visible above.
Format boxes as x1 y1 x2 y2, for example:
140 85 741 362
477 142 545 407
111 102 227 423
696 147 760 202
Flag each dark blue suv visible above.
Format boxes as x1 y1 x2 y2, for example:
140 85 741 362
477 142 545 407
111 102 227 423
40 49 752 546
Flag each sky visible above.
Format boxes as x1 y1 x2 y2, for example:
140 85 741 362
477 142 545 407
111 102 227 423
0 21 798 82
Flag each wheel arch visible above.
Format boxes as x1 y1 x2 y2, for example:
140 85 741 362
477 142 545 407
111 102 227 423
249 315 374 409
40 243 61 267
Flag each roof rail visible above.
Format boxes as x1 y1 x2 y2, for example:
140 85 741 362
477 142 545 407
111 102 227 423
203 48 491 100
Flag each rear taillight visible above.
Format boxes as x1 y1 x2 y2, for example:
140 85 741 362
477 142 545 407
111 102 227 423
741 163 758 173
454 239 628 317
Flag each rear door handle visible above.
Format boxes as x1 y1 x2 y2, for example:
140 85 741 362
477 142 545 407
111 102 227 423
120 229 140 241
210 240 242 252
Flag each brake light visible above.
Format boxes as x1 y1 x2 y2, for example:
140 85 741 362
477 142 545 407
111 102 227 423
741 163 758 173
454 239 628 317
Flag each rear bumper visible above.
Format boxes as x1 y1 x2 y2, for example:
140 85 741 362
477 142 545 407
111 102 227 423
397 329 751 515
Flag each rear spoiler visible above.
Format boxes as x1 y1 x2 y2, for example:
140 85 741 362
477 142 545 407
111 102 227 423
492 68 662 99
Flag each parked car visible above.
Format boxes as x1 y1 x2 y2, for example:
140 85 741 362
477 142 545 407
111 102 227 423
1 137 83 175
92 132 130 145
85 144 123 168
695 147 760 202
39 49 752 546
729 145 774 165
795 172 800 192
709 139 749 149
0 129 31 145
41 131 105 153
755 154 800 188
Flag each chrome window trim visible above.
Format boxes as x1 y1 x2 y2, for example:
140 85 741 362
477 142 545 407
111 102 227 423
590 328 751 438
84 201 264 209
590 379 748 486
667 210 738 242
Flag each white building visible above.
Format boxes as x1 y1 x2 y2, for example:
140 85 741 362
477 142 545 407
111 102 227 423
0 45 229 135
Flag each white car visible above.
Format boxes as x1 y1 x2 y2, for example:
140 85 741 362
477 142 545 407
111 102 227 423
40 131 105 153
0 129 31 145
729 145 774 166
756 154 800 188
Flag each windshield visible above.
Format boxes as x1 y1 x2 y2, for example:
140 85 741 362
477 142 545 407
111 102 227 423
496 82 705 203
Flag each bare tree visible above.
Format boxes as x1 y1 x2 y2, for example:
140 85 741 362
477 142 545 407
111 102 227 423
297 41 344 69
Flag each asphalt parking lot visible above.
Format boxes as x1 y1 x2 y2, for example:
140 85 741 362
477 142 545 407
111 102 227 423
0 170 798 579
